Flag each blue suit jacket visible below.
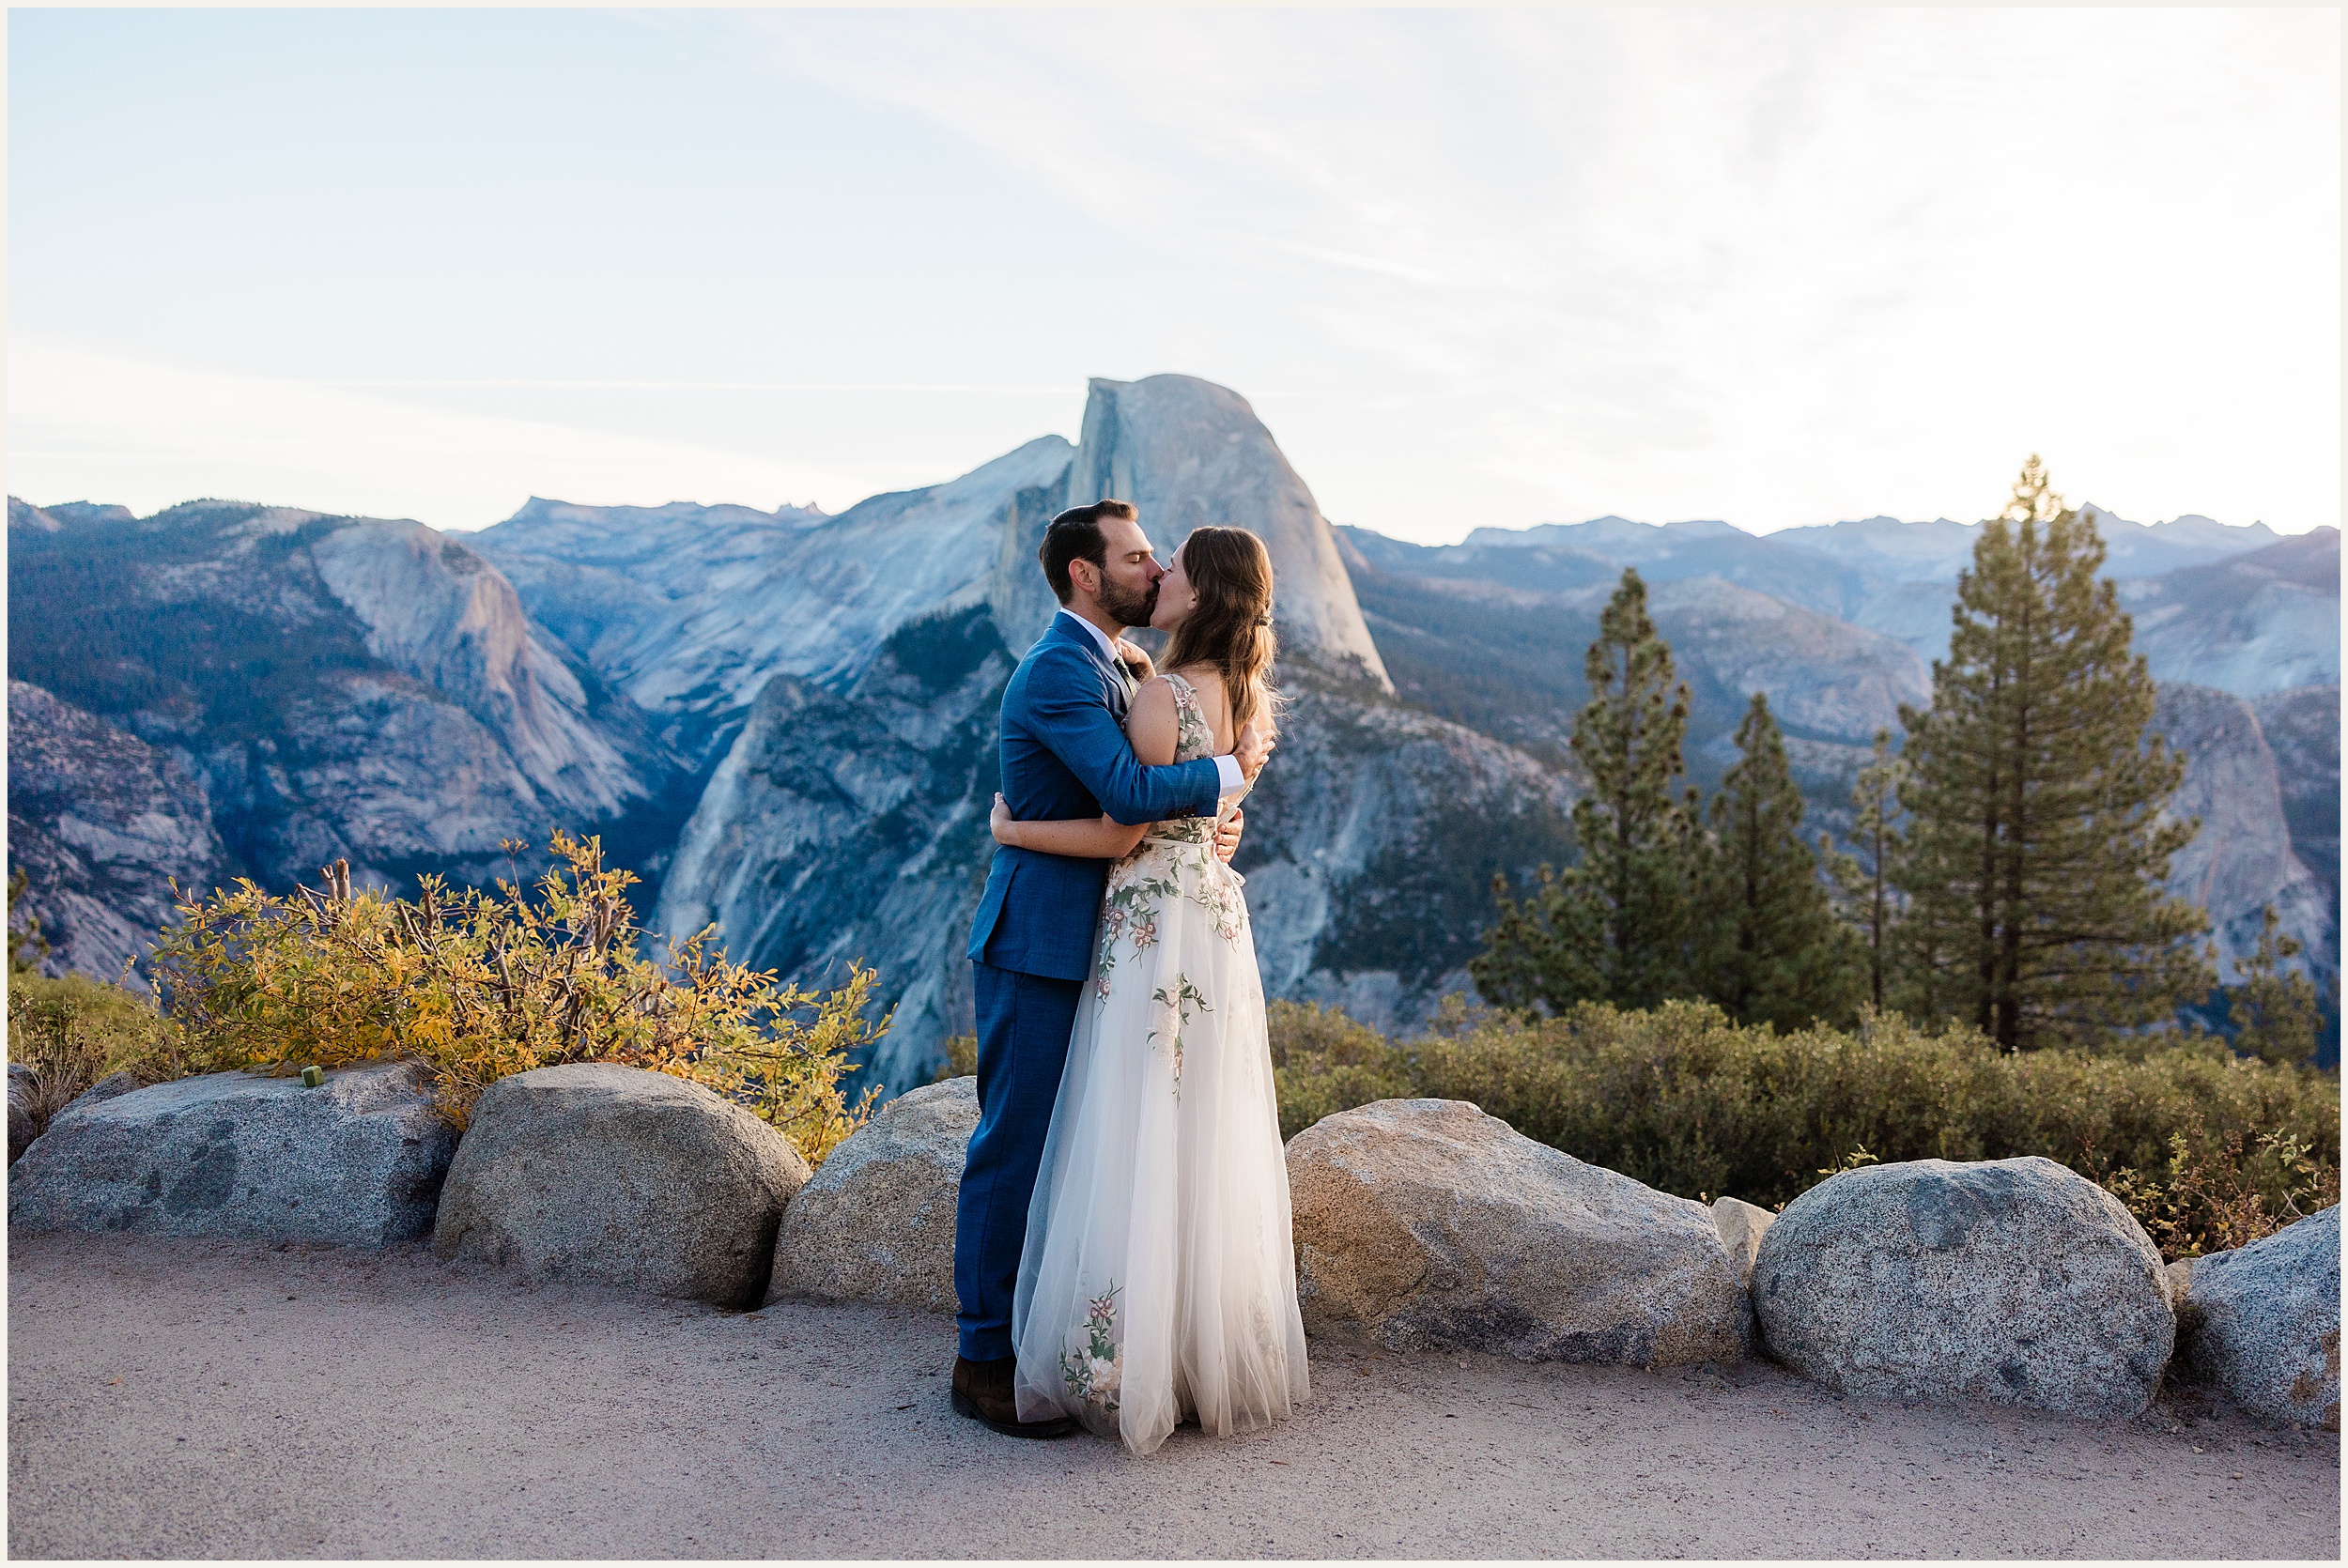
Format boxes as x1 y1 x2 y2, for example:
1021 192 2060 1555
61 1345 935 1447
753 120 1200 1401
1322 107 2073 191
966 614 1226 981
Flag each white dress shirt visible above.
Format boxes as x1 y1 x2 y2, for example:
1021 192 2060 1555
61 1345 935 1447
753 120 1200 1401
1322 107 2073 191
1056 607 1245 795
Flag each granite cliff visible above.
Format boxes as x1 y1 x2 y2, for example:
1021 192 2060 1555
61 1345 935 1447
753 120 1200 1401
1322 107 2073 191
471 440 1074 767
7 680 225 980
7 498 677 914
2154 683 2336 989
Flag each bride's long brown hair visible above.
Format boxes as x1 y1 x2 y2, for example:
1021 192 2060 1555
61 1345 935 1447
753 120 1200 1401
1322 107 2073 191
1161 526 1282 739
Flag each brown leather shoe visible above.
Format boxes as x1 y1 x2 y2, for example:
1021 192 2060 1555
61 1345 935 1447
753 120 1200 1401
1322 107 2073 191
951 1355 1076 1438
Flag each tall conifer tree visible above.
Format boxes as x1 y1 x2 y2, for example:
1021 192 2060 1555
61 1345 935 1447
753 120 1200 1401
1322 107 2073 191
1694 692 1861 1031
1474 568 1697 1012
1892 457 2212 1049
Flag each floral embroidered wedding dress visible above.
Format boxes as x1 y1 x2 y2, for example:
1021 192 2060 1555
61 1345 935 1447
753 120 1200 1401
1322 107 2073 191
1012 673 1311 1454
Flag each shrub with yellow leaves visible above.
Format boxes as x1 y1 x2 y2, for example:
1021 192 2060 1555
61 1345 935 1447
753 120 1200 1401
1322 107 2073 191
148 832 885 1164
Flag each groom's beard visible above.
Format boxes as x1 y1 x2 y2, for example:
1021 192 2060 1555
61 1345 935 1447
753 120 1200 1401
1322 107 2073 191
1098 575 1159 630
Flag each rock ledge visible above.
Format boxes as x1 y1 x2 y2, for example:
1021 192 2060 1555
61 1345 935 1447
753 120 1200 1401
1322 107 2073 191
1286 1098 1749 1366
8 1059 454 1247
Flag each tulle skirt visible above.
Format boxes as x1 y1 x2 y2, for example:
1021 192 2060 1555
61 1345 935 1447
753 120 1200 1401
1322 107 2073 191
1011 835 1311 1454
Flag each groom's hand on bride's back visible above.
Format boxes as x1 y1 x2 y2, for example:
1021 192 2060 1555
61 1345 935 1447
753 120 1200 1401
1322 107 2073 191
1234 719 1273 782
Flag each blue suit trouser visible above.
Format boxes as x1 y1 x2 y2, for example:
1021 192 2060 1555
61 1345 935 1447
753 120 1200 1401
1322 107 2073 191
954 960 1082 1362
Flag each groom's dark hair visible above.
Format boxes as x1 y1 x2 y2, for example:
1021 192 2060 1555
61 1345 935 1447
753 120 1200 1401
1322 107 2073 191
1040 499 1138 604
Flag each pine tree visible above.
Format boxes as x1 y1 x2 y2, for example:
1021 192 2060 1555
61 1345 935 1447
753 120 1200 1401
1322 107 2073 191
2229 906 2325 1066
1892 456 2213 1049
1823 729 1906 1013
1693 692 1861 1030
1473 568 1697 1012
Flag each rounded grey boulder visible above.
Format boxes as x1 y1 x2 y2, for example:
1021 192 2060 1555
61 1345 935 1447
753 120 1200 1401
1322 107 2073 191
1711 1196 1775 1290
1285 1099 1749 1366
768 1075 976 1312
67 1071 142 1111
1753 1156 2172 1420
2180 1205 2339 1431
7 1059 455 1246
432 1063 810 1309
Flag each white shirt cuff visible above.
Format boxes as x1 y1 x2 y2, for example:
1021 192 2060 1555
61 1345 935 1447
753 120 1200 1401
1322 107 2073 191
1213 754 1244 794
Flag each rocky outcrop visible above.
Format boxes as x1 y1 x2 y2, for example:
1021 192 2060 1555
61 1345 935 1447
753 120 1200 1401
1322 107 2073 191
2254 684 2341 915
768 1076 977 1312
1285 1099 1750 1366
467 499 825 698
1237 680 1575 1025
6 499 677 945
475 443 1071 761
2178 1207 2340 1430
654 608 1013 1092
2121 529 2340 698
1752 1157 2173 1420
431 1063 809 1308
1650 576 1929 748
6 1059 455 1247
1338 530 1929 783
7 680 225 980
307 521 648 824
1043 377 1390 688
1711 1196 1774 1289
2155 682 2335 984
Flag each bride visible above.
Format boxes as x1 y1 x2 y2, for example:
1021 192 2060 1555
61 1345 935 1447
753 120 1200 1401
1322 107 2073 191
985 525 1310 1455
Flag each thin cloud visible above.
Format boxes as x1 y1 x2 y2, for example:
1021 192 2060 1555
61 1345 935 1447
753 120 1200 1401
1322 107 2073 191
738 8 2338 533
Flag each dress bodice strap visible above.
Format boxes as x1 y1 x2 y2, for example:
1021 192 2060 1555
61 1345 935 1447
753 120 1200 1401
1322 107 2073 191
1158 671 1214 764
1142 671 1241 846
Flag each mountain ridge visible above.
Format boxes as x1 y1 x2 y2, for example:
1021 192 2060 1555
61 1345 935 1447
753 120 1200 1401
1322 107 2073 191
8 379 2336 1074
7 496 680 913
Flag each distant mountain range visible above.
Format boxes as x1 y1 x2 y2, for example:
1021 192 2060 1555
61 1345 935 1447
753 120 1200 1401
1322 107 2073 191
8 376 2339 1081
1352 508 2332 680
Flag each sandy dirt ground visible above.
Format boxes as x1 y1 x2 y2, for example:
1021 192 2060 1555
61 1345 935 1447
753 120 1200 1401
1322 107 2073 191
7 1231 2338 1560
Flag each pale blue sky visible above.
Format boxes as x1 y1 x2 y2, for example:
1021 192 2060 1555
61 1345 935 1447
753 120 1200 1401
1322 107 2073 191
8 8 2339 539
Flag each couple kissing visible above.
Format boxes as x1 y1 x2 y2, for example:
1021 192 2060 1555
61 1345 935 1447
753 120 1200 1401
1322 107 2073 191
950 499 1311 1456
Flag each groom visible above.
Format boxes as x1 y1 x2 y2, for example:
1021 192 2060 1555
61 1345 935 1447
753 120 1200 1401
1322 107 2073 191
951 498 1268 1438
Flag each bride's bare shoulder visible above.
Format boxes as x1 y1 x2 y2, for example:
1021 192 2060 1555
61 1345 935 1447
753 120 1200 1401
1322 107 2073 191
1166 663 1227 700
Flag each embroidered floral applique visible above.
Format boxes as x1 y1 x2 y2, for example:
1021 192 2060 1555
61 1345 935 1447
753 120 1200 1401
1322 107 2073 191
1095 861 1182 998
1060 1284 1123 1411
1149 971 1211 1097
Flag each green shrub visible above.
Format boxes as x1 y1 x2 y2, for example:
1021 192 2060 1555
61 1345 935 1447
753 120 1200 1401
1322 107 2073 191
1268 1000 1413 1138
148 833 885 1164
1272 997 2340 1260
6 971 178 1140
